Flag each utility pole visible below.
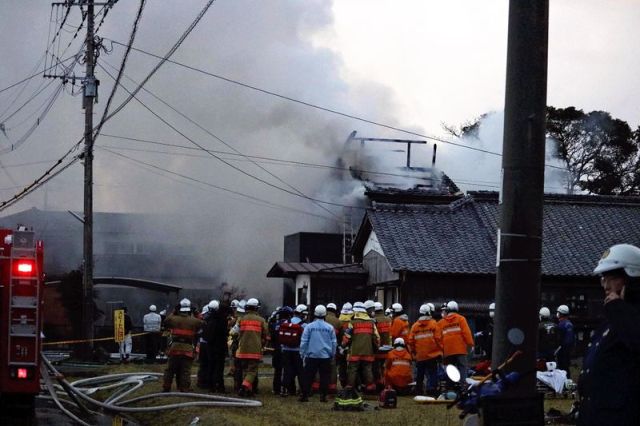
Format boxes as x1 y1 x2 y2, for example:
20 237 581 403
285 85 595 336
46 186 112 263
491 0 549 421
82 0 96 359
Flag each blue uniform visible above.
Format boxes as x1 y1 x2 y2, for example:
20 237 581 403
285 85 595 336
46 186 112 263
577 300 640 426
556 317 574 377
300 319 337 359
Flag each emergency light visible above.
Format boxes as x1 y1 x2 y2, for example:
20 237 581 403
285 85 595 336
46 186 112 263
17 368 28 379
13 259 35 275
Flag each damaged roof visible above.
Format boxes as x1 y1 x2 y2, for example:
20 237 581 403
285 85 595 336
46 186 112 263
355 192 640 277
267 262 367 278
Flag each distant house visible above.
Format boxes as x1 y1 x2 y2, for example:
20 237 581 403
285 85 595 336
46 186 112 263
350 191 640 352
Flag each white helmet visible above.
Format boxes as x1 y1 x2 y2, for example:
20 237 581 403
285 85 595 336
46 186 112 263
557 305 569 316
314 305 327 318
374 302 383 311
237 300 246 314
364 300 375 310
231 299 239 308
179 298 191 312
427 303 435 312
489 302 495 319
539 307 551 319
208 300 220 311
202 305 209 314
159 310 166 316
295 304 308 314
327 303 337 311
341 302 353 314
149 304 157 312
391 303 403 313
419 304 431 315
246 298 260 308
353 301 367 313
447 301 459 312
384 308 392 316
393 337 406 347
593 244 640 277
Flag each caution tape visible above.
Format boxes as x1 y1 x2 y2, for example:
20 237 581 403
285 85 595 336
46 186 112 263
42 332 150 346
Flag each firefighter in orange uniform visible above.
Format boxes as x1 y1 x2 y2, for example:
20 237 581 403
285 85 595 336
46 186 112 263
384 338 414 394
408 303 442 396
390 303 410 341
232 298 268 396
163 298 204 392
438 300 474 381
341 301 380 393
373 301 392 389
324 302 342 393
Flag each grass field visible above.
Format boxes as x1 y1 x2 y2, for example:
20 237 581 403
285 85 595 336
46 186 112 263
68 362 574 426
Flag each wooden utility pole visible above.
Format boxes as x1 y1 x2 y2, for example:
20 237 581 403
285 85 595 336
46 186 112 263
492 0 549 406
81 0 96 358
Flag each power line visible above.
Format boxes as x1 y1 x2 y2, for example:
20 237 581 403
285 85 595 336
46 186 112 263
98 147 340 222
100 59 341 220
98 63 363 211
105 38 568 172
0 55 77 96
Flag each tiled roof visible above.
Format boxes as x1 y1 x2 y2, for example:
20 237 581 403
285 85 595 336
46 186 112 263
266 262 367 278
366 194 640 277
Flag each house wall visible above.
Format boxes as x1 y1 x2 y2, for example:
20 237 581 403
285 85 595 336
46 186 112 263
364 250 399 285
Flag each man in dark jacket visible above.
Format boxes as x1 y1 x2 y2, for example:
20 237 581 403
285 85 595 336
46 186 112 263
578 244 640 426
204 300 229 393
556 304 575 378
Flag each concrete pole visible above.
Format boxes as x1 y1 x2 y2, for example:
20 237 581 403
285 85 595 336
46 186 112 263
493 0 549 398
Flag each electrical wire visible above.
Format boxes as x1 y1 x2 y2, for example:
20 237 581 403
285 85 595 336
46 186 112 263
98 146 341 222
98 63 362 211
100 59 341 220
105 39 567 172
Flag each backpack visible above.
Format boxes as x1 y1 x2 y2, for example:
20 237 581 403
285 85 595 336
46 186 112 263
379 386 397 409
278 321 303 347
334 387 364 411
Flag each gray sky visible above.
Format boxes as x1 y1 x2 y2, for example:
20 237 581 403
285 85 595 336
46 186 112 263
1 1 638 302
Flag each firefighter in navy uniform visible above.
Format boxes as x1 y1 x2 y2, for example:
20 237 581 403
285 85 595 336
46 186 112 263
163 298 204 392
556 304 575 378
577 244 640 426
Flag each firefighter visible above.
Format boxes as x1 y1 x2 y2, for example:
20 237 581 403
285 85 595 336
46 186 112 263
390 303 409 341
162 298 204 392
119 307 133 363
578 244 640 426
280 304 307 396
474 302 495 361
299 305 337 402
341 301 380 393
438 300 474 381
337 302 353 388
384 338 413 395
408 303 442 396
143 304 162 363
373 301 392 390
556 304 575 378
537 306 559 364
196 304 211 388
230 300 247 391
233 298 268 397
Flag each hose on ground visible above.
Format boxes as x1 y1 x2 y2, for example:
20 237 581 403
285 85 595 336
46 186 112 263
41 352 262 424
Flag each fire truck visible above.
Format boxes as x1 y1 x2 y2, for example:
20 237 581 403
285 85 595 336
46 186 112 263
0 227 44 410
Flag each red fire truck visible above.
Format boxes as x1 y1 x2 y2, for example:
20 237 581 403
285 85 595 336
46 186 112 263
0 227 44 410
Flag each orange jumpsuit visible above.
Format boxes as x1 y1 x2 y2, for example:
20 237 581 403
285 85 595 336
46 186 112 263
390 314 409 341
384 347 413 390
437 312 473 357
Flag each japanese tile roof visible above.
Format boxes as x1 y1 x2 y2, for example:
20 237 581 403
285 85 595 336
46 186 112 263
361 192 640 277
266 262 367 278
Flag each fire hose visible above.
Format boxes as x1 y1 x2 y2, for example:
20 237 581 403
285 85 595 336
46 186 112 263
41 352 261 424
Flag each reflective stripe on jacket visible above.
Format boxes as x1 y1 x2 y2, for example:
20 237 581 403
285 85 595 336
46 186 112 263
236 311 268 360
343 313 379 362
437 313 474 357
384 348 413 389
408 317 442 361
164 313 204 358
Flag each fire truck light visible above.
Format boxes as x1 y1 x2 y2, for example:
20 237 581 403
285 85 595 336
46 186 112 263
17 262 33 273
17 368 28 379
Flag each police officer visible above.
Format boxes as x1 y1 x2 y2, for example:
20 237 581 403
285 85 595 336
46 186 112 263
577 244 640 426
299 305 337 402
163 298 204 392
